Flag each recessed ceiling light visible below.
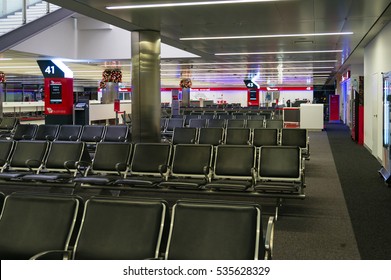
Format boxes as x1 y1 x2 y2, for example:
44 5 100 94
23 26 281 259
215 50 343 55
107 0 280 10
181 32 353 41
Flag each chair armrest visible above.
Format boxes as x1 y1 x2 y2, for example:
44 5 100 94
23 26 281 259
92 136 102 142
30 250 72 260
25 159 41 172
251 167 258 186
45 135 55 141
158 164 169 179
115 162 129 175
203 165 212 183
75 161 91 176
264 216 275 260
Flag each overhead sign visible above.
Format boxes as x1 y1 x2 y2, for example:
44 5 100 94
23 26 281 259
243 79 259 89
37 60 73 78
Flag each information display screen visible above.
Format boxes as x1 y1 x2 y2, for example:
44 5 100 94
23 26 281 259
249 89 257 100
50 83 62 104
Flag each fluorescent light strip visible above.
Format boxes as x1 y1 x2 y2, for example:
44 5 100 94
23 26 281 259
107 0 278 10
181 32 353 41
215 50 343 55
161 66 334 72
161 60 338 66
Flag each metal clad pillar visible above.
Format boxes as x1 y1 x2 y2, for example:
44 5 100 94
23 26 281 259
131 31 161 143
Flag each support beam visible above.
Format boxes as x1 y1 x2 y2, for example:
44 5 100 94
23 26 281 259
131 31 161 143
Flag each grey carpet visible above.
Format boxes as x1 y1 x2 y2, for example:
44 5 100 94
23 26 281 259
272 130 361 259
326 123 391 259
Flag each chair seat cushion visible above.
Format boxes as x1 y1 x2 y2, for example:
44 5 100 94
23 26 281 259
205 180 253 191
73 176 116 185
0 172 28 180
115 177 163 188
22 173 73 182
159 178 206 189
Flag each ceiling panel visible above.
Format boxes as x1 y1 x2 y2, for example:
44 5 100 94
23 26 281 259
1 0 391 88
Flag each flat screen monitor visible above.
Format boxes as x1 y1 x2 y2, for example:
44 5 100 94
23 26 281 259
249 89 257 100
49 83 62 104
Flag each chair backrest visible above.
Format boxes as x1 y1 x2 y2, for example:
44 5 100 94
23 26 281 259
102 125 129 142
207 119 226 128
184 114 200 126
188 118 207 128
198 127 224 145
265 119 284 128
44 141 90 172
170 144 213 177
0 193 80 260
213 145 256 178
56 125 82 141
218 114 233 120
252 128 279 147
171 127 197 145
79 125 105 143
258 146 301 181
227 119 246 128
165 118 184 132
225 128 251 145
92 142 132 173
72 197 168 260
280 128 308 149
0 117 18 130
165 200 262 260
246 119 265 129
8 140 49 171
250 114 266 121
34 124 60 141
0 140 14 169
130 143 172 176
12 124 38 141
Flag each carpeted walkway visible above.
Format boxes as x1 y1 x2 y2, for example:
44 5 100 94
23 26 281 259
326 122 391 259
272 129 361 259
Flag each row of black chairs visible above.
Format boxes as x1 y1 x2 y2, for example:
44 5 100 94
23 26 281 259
180 108 274 118
0 138 306 219
75 142 306 216
0 193 274 260
161 117 283 134
0 140 91 185
2 123 131 145
169 127 310 159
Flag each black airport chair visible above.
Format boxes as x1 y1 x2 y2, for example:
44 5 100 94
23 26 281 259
34 124 60 141
33 197 169 260
252 128 279 147
165 200 274 260
0 193 80 260
55 125 82 141
11 124 38 140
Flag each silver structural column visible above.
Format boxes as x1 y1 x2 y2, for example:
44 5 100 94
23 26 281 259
131 31 161 143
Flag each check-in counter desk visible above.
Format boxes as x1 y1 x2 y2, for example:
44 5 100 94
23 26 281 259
3 101 45 116
279 104 324 130
300 104 324 130
89 100 131 124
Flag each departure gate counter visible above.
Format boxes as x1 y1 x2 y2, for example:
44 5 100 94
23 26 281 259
89 100 131 124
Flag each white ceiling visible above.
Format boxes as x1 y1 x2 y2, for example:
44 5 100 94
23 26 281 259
1 0 391 89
